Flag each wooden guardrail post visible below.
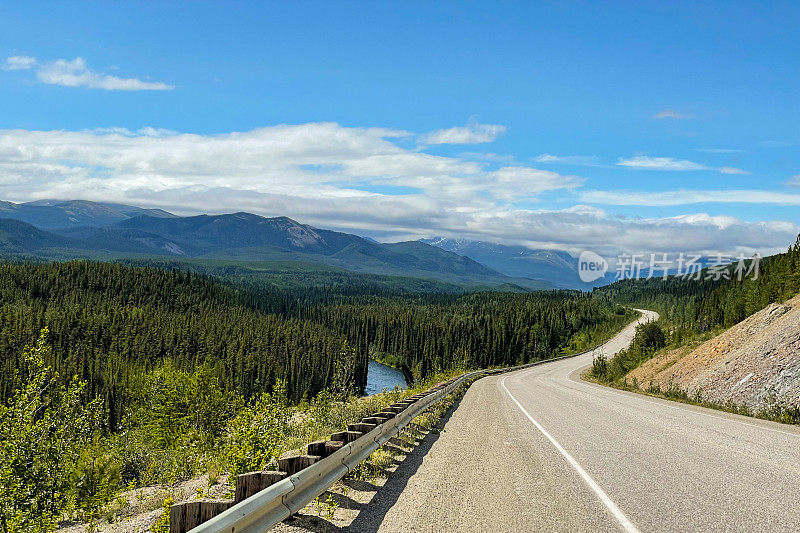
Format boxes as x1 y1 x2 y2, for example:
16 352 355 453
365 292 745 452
348 422 377 434
277 454 320 475
331 430 362 443
170 501 232 533
308 439 344 458
234 470 287 503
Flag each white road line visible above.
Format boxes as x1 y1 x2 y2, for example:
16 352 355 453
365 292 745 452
500 376 641 533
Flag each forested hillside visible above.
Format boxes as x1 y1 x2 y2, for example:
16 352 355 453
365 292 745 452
0 261 627 427
595 239 800 337
0 261 361 429
0 261 631 427
302 292 634 378
591 237 800 384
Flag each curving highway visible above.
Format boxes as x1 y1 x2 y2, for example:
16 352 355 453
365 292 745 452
359 310 800 532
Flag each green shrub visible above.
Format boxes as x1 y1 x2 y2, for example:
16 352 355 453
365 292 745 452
0 329 101 532
224 381 290 477
590 354 608 379
73 434 122 518
598 322 667 383
633 322 666 352
128 362 240 448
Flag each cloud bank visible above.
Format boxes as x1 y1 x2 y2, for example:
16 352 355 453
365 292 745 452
581 189 800 206
0 123 795 258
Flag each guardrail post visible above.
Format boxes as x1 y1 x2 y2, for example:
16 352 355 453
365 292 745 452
169 503 185 533
308 439 344 458
278 455 321 475
347 422 377 434
170 501 232 533
331 430 362 443
235 471 288 503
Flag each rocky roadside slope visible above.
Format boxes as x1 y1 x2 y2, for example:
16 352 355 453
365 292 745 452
627 293 800 413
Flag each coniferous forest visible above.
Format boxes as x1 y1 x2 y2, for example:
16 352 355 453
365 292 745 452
591 237 800 384
0 259 633 529
0 261 358 429
595 237 800 337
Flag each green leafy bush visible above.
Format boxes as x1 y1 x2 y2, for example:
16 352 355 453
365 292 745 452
0 329 100 531
224 381 290 477
596 322 666 383
73 434 122 518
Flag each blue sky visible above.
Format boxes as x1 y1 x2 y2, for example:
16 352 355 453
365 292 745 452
1 1 799 257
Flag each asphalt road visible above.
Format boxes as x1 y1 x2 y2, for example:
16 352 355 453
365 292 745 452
362 310 800 532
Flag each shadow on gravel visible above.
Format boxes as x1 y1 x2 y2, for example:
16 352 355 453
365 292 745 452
340 395 464 533
283 395 465 533
342 479 378 493
326 491 363 511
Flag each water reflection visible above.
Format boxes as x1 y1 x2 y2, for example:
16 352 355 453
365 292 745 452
365 360 407 395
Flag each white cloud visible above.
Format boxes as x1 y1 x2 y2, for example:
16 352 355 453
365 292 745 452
0 123 795 259
787 175 800 187
458 152 514 162
654 109 693 119
363 164 580 204
2 55 37 70
532 154 603 166
617 156 708 171
581 189 800 206
89 126 178 137
719 166 750 175
425 205 796 261
483 166 583 200
0 122 573 213
617 155 748 175
419 122 506 145
3 56 173 91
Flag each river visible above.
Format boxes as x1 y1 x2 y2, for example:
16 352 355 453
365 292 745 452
364 360 407 395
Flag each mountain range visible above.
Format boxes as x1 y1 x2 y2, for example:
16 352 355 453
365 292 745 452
0 199 175 229
0 200 552 290
420 237 614 289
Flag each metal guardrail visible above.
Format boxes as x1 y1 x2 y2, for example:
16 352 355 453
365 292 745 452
191 370 479 533
190 343 606 533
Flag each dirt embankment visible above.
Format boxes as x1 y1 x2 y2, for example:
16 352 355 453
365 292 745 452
627 294 800 413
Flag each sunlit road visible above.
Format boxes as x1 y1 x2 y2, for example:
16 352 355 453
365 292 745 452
360 310 800 532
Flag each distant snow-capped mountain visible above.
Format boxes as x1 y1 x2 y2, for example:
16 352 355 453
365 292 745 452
420 237 613 289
